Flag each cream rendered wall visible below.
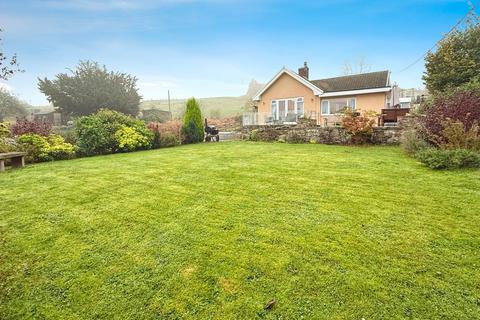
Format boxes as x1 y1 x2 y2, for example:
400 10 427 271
257 73 388 125
319 92 387 125
257 73 319 117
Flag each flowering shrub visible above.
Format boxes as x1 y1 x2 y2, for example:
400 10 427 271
341 109 377 144
11 118 52 136
115 126 152 151
17 133 75 162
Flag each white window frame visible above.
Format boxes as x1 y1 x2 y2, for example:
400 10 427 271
271 97 304 120
321 97 356 115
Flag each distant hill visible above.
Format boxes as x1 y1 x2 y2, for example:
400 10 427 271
141 96 248 119
141 80 264 119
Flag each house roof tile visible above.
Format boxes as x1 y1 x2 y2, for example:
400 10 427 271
310 70 390 92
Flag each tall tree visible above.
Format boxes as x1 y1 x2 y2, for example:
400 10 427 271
423 17 480 94
0 28 22 80
38 61 141 117
0 88 28 122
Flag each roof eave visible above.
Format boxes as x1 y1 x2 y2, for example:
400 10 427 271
319 87 391 97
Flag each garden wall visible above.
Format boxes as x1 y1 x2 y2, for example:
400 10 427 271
241 125 403 145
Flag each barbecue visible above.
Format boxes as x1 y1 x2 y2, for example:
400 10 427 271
204 119 220 142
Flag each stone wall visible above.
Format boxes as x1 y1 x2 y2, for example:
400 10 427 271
242 125 403 145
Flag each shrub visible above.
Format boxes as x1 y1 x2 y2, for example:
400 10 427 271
248 129 259 141
182 119 202 144
44 135 76 161
17 134 49 162
0 122 10 138
422 90 480 146
341 109 377 144
74 115 110 156
0 137 19 153
440 119 480 152
159 132 180 147
400 129 430 156
115 126 152 151
148 122 162 149
416 148 480 169
148 120 182 148
182 98 204 144
17 133 75 162
54 127 76 144
11 118 52 136
75 109 152 156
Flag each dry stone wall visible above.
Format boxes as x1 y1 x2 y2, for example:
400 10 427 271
242 125 403 145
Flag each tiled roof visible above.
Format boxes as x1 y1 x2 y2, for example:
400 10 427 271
310 70 390 92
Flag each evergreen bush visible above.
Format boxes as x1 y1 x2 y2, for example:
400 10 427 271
181 98 204 144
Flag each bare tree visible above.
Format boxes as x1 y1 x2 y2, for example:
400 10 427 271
0 28 23 80
342 56 371 75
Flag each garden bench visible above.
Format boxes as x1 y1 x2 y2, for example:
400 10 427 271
0 152 27 172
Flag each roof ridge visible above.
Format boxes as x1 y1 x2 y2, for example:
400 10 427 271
311 70 389 82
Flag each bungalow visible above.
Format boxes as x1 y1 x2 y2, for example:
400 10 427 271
248 62 400 126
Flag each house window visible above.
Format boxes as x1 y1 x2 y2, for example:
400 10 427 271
271 101 277 119
321 100 329 115
270 97 304 120
321 98 356 115
297 98 304 115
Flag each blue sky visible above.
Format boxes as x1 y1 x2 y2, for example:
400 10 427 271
0 0 474 105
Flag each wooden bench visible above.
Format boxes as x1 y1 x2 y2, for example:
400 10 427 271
0 152 27 172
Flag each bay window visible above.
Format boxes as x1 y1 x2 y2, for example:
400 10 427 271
270 97 304 121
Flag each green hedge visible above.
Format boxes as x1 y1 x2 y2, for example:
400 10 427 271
416 148 480 170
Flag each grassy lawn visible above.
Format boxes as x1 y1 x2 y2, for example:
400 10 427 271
1 142 479 319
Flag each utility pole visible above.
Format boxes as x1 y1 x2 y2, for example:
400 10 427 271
168 90 172 120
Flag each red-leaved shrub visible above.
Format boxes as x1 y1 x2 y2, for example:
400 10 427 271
341 109 377 144
148 120 182 148
11 118 52 137
423 90 480 146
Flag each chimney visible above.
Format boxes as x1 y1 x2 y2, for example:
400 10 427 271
298 61 309 80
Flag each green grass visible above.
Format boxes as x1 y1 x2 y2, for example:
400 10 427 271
1 142 479 319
